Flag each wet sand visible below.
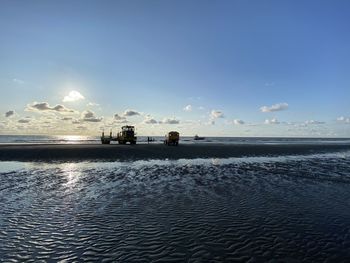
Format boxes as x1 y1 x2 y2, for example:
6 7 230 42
2 155 350 261
0 143 350 161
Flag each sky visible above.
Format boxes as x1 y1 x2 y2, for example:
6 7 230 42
0 0 349 137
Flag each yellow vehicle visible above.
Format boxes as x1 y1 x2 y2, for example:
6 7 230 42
164 131 179 146
101 125 137 144
117 125 137 144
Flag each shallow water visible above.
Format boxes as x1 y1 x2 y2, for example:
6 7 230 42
1 134 350 145
1 152 350 261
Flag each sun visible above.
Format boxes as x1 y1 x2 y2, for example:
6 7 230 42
63 90 85 102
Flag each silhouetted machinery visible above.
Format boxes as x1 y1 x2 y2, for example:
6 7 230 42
101 125 137 145
164 131 179 146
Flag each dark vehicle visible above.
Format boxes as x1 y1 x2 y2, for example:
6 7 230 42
194 134 205 140
164 131 179 146
101 130 112 144
117 125 137 144
101 126 137 144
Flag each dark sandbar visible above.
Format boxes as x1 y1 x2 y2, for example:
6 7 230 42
0 143 350 161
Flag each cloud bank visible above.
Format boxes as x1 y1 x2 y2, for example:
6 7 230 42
114 114 126 120
81 110 102 122
26 102 75 113
143 118 158 124
18 119 30 123
265 118 280 124
160 118 180 124
337 116 350 123
305 120 325 125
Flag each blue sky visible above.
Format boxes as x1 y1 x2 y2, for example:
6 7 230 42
0 0 349 136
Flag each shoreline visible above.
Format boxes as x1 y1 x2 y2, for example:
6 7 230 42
0 143 350 162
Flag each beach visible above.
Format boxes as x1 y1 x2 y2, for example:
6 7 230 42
2 140 350 262
1 151 350 261
1 143 350 161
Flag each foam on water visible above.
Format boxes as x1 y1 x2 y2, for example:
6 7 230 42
1 151 350 261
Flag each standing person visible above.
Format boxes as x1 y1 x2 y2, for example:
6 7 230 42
147 137 150 144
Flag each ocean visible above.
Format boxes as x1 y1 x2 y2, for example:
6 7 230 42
1 134 350 145
1 137 350 261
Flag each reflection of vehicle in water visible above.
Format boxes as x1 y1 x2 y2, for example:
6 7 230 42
101 126 137 144
164 131 179 146
194 134 205 140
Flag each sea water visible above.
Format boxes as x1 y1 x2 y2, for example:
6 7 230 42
1 152 350 261
1 134 350 145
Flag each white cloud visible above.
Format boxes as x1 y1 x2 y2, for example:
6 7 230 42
87 102 99 107
81 110 102 122
337 116 350 123
305 120 325 125
26 102 75 113
160 118 180 124
206 110 223 125
265 118 280 124
114 114 126 120
198 106 205 110
210 110 224 119
5 110 15 118
123 109 140 117
63 90 85 102
233 119 245 125
183 105 192 112
260 103 288 113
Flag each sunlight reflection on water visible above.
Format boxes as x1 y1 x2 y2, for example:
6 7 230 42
0 150 349 173
62 163 81 190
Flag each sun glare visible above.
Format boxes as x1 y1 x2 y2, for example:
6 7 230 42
63 90 85 102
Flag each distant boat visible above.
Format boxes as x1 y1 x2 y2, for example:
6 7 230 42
194 135 205 140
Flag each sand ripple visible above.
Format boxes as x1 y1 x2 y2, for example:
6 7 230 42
1 153 350 261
